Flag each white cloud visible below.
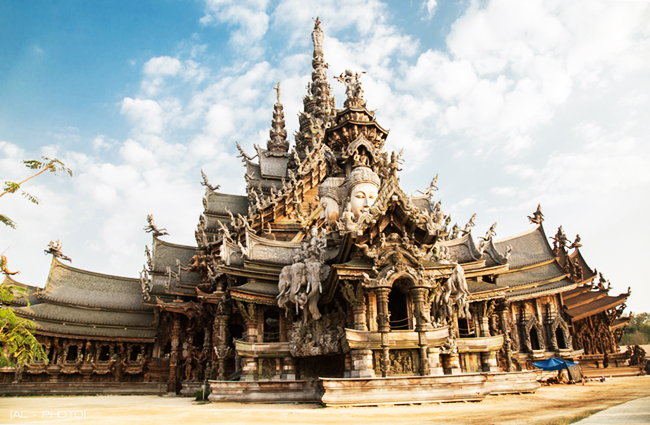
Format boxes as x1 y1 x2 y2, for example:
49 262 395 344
423 0 437 20
201 0 270 57
120 98 164 135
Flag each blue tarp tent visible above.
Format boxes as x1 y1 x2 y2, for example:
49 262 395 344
533 357 577 371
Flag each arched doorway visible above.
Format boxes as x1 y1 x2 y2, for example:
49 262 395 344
555 327 567 349
530 327 541 351
388 280 410 330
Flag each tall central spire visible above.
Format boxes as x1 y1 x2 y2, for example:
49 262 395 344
295 17 336 156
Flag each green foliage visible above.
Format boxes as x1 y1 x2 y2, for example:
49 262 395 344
0 285 47 368
1 156 72 229
621 312 650 345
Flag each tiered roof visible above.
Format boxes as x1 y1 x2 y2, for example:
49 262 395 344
9 258 156 341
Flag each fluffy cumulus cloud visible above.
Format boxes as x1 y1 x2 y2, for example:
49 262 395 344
422 0 437 20
200 0 270 57
5 0 650 311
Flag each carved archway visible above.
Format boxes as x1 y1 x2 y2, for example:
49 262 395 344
548 315 572 351
522 315 546 353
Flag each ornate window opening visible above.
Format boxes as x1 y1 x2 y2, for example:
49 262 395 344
162 342 172 359
388 281 410 330
555 327 567 349
98 345 111 362
263 310 281 342
230 323 244 347
549 315 572 351
65 345 78 362
529 327 541 351
522 314 546 353
458 317 476 338
130 345 142 362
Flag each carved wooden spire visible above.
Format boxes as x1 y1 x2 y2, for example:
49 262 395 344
267 82 289 153
295 17 336 155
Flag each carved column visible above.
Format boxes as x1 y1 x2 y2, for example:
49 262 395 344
428 347 444 375
213 313 229 380
281 357 296 380
367 291 378 332
443 352 461 375
411 287 430 376
168 314 181 393
499 306 513 372
341 280 368 331
352 304 368 331
375 288 390 333
481 351 499 372
375 287 391 377
480 302 491 337
239 302 258 381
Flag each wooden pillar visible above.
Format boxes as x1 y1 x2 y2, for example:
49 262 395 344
499 307 513 372
213 313 229 380
367 291 377 332
375 287 391 377
168 314 181 393
428 347 444 375
352 304 368 331
411 287 430 376
281 357 297 380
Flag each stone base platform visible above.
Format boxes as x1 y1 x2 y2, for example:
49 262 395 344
180 381 210 397
320 374 489 406
483 371 541 395
0 381 167 396
208 380 321 403
208 371 540 406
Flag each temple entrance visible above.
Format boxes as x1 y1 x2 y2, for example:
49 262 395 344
556 327 567 349
388 282 410 330
263 310 280 342
530 327 541 351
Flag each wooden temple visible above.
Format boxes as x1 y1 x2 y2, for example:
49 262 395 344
1 20 631 404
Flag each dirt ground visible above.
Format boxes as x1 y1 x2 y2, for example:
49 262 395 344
1 375 649 425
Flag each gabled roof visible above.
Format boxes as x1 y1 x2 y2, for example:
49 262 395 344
15 302 154 328
494 224 555 269
437 232 481 264
204 191 249 216
569 248 597 283
40 257 149 312
349 175 441 246
150 237 201 285
565 292 629 322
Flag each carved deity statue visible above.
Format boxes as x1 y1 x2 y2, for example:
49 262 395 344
318 177 345 226
334 69 366 100
346 166 380 220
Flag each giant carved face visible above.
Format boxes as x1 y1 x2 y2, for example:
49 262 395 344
319 196 340 224
350 182 378 219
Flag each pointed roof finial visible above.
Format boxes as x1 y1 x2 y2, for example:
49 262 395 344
274 82 281 103
267 82 289 153
528 203 544 224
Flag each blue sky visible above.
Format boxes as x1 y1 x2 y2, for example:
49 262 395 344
1 0 649 313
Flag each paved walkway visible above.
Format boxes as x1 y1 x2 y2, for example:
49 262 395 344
574 395 650 424
0 375 648 424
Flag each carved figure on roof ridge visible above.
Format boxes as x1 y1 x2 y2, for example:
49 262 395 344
568 234 582 250
200 169 220 192
461 213 476 236
417 174 439 197
144 214 169 237
44 239 72 262
528 204 544 224
334 69 366 101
